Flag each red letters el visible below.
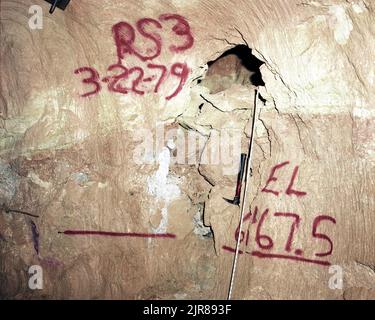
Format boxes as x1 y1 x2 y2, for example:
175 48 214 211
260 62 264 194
261 161 289 196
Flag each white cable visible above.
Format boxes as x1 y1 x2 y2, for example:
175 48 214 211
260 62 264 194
227 88 259 300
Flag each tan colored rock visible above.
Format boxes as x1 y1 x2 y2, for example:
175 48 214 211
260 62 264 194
1 0 374 300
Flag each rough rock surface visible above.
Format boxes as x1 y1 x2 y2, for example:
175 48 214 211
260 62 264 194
0 0 374 299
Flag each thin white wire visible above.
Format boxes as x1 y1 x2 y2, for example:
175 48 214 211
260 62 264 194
227 89 259 300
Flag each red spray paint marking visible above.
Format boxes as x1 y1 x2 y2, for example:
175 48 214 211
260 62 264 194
165 62 190 100
222 246 330 267
75 62 189 100
222 245 244 254
74 67 101 98
261 161 306 197
147 63 168 93
223 204 335 267
158 13 194 53
234 207 261 245
250 251 331 266
136 18 163 60
255 208 273 250
273 212 300 253
225 209 335 262
261 161 289 196
75 14 194 100
112 21 138 63
112 14 194 63
312 215 336 257
286 166 307 197
112 19 162 62
223 162 335 268
59 230 176 239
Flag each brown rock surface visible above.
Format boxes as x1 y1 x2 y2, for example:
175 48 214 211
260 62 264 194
0 0 374 299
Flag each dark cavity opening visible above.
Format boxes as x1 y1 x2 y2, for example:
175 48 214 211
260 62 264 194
201 44 265 94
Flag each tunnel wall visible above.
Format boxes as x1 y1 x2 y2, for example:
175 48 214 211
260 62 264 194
0 0 374 299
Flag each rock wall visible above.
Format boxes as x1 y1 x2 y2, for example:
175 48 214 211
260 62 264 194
0 0 374 299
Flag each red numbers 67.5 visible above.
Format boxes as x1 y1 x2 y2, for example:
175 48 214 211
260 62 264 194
230 205 337 267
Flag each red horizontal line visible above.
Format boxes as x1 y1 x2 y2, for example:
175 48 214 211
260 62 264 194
59 230 176 239
222 245 244 254
222 245 330 266
250 251 331 266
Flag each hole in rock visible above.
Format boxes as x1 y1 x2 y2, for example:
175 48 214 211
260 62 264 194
201 44 265 94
